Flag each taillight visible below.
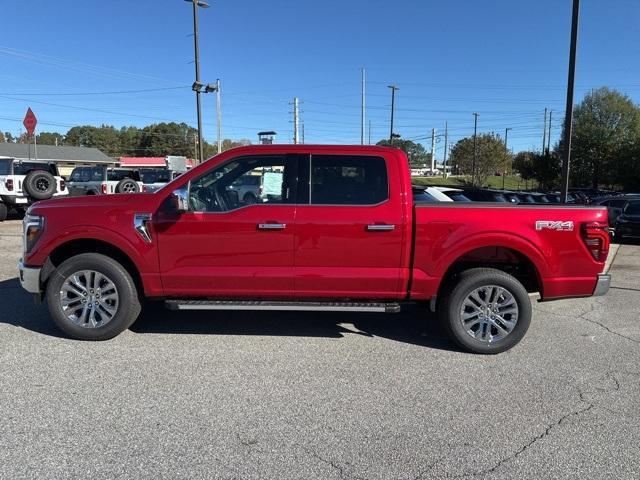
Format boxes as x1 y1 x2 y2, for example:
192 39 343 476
581 222 610 261
60 179 66 191
142 185 148 193
101 183 107 194
5 179 13 191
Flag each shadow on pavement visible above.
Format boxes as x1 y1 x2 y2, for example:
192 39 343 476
0 277 458 352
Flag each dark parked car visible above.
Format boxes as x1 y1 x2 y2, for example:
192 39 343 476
592 196 634 227
614 200 640 240
461 189 509 202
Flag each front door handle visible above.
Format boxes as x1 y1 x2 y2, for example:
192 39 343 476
258 223 287 230
367 224 395 231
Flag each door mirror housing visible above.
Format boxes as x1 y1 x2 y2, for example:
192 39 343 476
171 186 189 213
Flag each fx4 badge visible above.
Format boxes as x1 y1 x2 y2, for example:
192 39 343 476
535 220 574 231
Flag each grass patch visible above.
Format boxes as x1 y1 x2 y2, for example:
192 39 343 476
411 175 539 190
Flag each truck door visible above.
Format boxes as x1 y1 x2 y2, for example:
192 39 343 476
293 153 405 299
155 154 298 297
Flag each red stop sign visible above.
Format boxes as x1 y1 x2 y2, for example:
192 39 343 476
23 107 37 135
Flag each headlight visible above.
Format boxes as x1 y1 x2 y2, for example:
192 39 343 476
23 214 45 253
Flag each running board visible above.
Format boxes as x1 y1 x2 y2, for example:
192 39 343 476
164 300 401 313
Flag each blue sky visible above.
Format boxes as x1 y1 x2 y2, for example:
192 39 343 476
1 0 639 156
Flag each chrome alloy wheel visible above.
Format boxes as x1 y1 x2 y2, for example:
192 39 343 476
459 285 519 343
59 270 119 328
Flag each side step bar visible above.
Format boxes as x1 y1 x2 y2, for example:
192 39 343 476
165 300 401 313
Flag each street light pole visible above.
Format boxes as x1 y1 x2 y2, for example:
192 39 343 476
388 85 398 145
185 0 209 165
504 127 512 190
472 113 479 185
560 0 580 203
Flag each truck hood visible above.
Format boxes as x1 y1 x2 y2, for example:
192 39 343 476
28 193 160 213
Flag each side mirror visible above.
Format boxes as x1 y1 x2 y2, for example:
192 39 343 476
171 186 189 213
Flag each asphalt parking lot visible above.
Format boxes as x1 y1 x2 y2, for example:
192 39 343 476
0 218 638 480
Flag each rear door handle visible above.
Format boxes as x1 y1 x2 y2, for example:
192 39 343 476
258 223 287 230
366 224 395 231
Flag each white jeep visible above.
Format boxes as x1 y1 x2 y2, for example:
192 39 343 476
0 157 68 221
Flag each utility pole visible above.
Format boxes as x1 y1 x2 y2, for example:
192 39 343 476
561 0 580 203
430 128 436 173
388 85 399 145
215 78 222 154
472 113 479 185
368 120 371 145
542 107 548 153
301 120 305 144
293 97 299 145
185 0 209 165
360 68 366 145
504 127 512 190
443 122 449 179
546 110 553 154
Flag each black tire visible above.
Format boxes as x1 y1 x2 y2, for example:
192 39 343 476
243 193 257 204
439 268 531 354
23 170 56 200
0 203 7 222
115 178 140 194
46 253 142 340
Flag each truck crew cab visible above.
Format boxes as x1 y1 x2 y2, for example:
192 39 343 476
18 145 611 353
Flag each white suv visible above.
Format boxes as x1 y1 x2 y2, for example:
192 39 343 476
0 157 68 221
67 166 143 196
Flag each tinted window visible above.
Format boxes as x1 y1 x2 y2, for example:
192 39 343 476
13 162 57 176
0 160 12 175
413 190 438 203
108 169 139 181
307 155 388 205
140 169 172 184
88 167 104 182
610 199 628 208
624 202 640 215
189 155 291 212
69 168 83 182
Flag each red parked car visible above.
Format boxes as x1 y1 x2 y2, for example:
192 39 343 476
18 145 611 353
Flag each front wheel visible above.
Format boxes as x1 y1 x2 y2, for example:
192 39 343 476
439 268 531 354
46 253 141 340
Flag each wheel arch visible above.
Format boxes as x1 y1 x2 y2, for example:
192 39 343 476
46 239 144 296
437 245 544 302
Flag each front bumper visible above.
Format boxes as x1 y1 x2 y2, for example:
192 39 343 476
18 260 42 294
593 274 611 297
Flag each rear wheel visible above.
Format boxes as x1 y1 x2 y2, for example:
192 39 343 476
23 171 56 200
439 268 531 354
46 253 141 340
115 178 140 193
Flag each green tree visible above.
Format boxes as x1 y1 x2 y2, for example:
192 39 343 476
3 132 14 143
376 137 431 166
36 132 64 146
513 151 536 180
513 150 561 189
139 122 198 157
119 126 142 156
0 131 5 143
559 87 640 188
449 133 511 186
64 125 121 156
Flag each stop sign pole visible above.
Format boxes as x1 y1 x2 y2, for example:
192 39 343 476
23 107 38 160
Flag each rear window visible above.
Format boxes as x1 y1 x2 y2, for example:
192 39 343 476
305 155 388 205
140 169 172 184
13 162 57 176
625 202 640 215
108 169 140 181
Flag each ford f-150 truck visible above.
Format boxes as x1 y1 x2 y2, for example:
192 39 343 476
18 145 611 353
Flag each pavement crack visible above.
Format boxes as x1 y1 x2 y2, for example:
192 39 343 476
459 401 595 478
579 316 640 344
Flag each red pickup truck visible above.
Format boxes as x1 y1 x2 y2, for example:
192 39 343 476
18 145 611 353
